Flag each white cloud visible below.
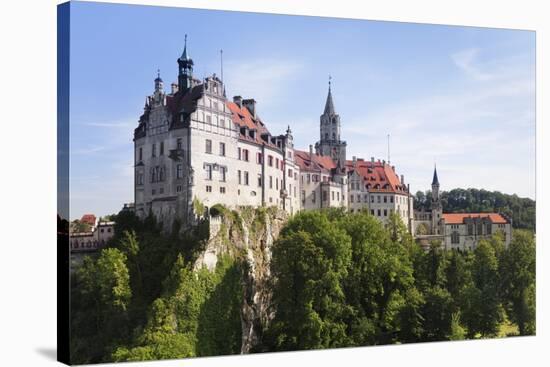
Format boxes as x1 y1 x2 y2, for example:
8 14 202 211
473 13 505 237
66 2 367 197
224 59 304 108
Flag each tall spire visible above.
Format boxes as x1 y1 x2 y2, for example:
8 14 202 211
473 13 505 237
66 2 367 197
180 34 189 61
432 164 439 186
323 75 335 115
178 34 194 91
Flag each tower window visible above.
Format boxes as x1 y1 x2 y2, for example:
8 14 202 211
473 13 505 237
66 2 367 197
205 139 212 154
160 142 164 156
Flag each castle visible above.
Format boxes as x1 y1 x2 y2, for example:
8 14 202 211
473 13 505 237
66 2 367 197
132 38 511 251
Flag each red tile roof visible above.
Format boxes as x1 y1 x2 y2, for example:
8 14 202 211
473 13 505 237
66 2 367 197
80 214 96 226
442 213 508 224
294 150 337 173
226 101 279 149
346 159 408 194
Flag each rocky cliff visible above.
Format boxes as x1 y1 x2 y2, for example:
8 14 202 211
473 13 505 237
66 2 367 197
193 206 288 353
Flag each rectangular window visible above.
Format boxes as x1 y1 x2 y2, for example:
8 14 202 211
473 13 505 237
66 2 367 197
307 174 311 183
238 170 242 185
486 223 492 235
205 139 212 154
377 209 381 216
206 185 212 193
288 169 292 178
332 191 335 201
160 141 164 156
312 191 316 203
177 138 182 149
337 192 340 201
384 196 387 203
152 143 156 157
220 166 226 182
268 155 273 166
206 115 212 124
384 209 388 216
323 191 328 201
244 171 249 185
276 178 279 190
176 185 182 193
138 147 143 161
219 142 226 156
220 186 226 194
257 153 263 164
390 196 394 203
275 158 279 169
371 209 375 215
176 164 183 179
294 186 296 198
269 176 273 189
377 196 381 203
351 195 354 203
258 174 262 187
205 164 212 180
243 149 249 162
238 147 242 160
371 195 374 203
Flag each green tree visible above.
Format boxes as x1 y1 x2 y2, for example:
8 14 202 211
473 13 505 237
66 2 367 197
462 241 502 337
70 248 132 363
501 230 536 335
266 211 352 351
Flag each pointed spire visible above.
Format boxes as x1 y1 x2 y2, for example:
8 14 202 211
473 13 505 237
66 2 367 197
180 34 189 61
432 164 439 186
155 68 162 82
324 75 335 115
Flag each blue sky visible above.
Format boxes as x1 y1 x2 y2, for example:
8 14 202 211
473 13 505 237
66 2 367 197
68 1 535 219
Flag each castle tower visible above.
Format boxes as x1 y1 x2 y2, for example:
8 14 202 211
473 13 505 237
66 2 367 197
153 69 165 103
177 34 194 91
431 165 442 234
315 77 347 166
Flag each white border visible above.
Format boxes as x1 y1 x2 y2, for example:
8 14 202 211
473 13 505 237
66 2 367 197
0 0 547 366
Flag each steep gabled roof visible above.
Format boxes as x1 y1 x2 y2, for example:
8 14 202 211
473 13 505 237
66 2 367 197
226 101 279 149
295 150 337 173
345 159 408 194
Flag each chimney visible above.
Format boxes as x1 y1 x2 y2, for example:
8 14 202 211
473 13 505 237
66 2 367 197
352 156 357 168
233 95 243 108
243 98 257 118
401 174 405 184
171 83 179 94
309 144 313 157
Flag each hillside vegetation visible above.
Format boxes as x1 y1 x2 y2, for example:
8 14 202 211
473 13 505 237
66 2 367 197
70 207 535 363
414 188 536 231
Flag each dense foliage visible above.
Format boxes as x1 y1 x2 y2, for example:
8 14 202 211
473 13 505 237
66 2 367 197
70 210 242 364
263 209 535 350
414 188 536 231
70 207 535 363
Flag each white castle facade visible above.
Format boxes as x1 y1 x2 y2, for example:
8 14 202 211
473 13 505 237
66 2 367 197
133 40 510 250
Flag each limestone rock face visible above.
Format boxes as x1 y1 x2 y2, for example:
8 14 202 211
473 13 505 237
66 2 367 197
193 207 288 353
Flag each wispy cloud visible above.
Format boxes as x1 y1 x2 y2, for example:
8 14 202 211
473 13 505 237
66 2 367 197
451 48 495 81
73 145 106 155
224 58 304 108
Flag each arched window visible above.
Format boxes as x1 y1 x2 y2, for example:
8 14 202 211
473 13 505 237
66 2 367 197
325 133 329 140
